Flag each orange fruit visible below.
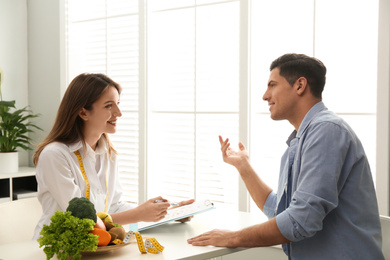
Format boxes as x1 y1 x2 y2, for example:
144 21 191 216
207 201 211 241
89 228 111 247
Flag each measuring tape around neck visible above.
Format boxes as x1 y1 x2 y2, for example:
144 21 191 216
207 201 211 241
75 150 164 254
74 150 90 199
74 150 109 213
123 231 164 254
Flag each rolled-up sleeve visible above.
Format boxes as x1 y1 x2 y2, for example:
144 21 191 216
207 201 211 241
263 191 277 219
275 121 350 242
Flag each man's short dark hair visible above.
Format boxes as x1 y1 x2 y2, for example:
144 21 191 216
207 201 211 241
270 53 327 98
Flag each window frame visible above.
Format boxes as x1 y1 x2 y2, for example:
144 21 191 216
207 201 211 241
64 0 390 215
376 0 390 216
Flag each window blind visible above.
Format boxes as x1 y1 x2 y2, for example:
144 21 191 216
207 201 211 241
66 0 378 213
249 0 378 212
67 0 140 205
147 0 240 207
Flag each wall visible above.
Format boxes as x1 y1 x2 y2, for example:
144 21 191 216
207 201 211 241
0 0 65 167
377 0 390 215
27 0 65 165
0 0 29 165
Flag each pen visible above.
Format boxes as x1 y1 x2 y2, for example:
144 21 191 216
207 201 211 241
154 199 180 207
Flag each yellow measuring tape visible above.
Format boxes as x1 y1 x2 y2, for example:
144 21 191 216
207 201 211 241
123 231 164 254
74 150 164 253
74 150 90 199
74 150 108 213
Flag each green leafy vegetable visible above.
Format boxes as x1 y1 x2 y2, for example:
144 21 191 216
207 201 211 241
66 197 97 223
37 211 98 260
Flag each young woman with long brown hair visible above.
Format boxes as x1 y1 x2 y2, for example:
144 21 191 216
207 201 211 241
33 73 193 239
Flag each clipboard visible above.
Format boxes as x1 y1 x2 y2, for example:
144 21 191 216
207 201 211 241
130 199 215 231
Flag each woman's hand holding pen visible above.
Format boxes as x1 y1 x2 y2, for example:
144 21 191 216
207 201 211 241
137 196 170 222
137 197 195 223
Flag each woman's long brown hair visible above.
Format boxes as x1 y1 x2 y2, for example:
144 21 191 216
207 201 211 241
33 73 122 165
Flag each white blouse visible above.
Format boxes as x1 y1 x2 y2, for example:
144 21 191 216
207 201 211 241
33 139 134 239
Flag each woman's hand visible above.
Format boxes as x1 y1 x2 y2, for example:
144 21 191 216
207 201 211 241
172 199 195 223
137 196 170 222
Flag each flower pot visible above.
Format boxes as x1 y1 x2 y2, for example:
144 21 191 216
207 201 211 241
0 151 19 174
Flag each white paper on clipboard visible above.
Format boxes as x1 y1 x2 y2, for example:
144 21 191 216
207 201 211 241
132 199 215 231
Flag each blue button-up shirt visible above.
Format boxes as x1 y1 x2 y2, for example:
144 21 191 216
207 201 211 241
263 102 384 260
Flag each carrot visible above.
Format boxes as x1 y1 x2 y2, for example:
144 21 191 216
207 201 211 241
89 228 111 247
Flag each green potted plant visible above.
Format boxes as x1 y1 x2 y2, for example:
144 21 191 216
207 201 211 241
0 67 42 174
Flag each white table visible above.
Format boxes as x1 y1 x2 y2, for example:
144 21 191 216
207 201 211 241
0 208 283 260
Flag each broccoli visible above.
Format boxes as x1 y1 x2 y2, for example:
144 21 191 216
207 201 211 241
66 197 97 223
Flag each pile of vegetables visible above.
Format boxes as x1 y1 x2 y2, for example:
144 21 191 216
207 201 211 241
37 197 126 260
37 211 97 260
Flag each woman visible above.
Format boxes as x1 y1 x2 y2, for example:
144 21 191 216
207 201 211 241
32 73 193 239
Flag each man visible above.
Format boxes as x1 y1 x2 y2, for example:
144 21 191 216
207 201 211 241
187 53 384 259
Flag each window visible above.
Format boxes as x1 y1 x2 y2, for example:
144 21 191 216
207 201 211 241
67 0 140 203
66 0 378 212
249 0 378 212
147 1 240 206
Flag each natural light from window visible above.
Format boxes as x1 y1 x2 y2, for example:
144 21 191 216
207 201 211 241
66 0 378 213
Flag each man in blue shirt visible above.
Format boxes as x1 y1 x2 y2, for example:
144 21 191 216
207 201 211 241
187 53 384 259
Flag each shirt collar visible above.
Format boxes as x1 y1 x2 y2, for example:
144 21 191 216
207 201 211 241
286 130 297 146
296 101 327 138
68 141 83 153
68 138 108 157
94 138 108 155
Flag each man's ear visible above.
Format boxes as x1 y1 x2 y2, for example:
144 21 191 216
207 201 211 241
295 77 307 96
78 108 89 121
